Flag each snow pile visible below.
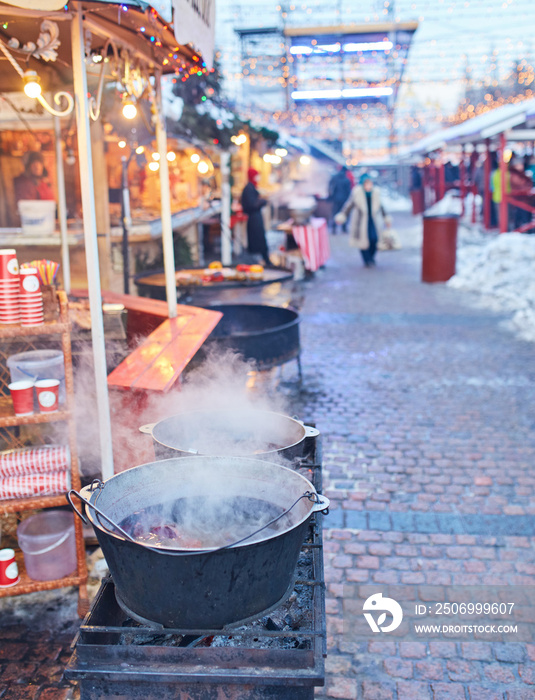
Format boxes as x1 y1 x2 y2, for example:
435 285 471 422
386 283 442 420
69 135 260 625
380 189 412 213
424 190 463 217
448 233 535 342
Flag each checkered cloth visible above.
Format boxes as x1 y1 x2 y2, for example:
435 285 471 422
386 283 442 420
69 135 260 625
291 217 331 272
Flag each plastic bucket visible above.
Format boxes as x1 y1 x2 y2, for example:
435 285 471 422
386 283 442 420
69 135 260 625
17 510 76 581
7 349 65 402
18 200 56 236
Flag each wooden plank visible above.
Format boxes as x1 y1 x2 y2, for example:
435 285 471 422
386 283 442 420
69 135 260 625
130 334 208 393
107 308 222 393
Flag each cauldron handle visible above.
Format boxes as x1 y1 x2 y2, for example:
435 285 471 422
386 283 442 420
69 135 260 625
67 487 137 543
139 423 156 435
304 425 320 438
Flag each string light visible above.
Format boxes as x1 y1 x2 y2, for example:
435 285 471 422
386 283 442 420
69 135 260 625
190 153 200 163
122 98 137 120
197 161 209 174
167 151 176 161
23 71 41 99
118 140 127 148
152 152 161 160
135 145 145 154
148 161 160 171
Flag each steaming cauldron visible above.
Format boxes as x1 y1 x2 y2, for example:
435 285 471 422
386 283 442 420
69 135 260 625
139 409 318 461
69 456 329 629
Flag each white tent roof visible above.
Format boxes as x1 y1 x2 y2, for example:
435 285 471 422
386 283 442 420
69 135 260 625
400 97 535 157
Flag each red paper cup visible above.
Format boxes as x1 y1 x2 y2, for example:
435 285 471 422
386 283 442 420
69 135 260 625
21 314 44 321
9 381 34 416
35 379 59 412
20 270 40 294
0 549 19 587
20 303 43 311
0 250 19 280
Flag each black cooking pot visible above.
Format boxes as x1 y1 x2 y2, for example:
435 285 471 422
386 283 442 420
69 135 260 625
69 456 329 629
139 409 319 461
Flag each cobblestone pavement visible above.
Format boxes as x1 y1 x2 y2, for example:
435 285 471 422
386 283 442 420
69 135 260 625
1 211 534 700
288 213 535 699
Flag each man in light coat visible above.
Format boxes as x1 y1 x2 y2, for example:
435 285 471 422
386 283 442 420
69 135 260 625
335 173 390 267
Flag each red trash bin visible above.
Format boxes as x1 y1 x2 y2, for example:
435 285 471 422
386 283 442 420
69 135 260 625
421 215 458 283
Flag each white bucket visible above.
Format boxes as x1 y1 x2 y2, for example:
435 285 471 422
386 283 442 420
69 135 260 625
18 200 56 236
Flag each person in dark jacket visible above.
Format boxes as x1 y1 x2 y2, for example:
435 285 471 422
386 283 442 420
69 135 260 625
328 166 352 233
13 151 54 202
241 168 270 265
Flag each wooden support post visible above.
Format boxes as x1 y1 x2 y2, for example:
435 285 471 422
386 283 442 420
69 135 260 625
220 150 232 266
54 116 71 294
155 72 177 319
484 139 491 230
90 118 112 290
460 147 466 217
71 4 114 479
499 132 508 233
438 154 445 201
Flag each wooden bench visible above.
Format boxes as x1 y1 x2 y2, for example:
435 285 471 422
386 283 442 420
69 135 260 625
70 290 222 393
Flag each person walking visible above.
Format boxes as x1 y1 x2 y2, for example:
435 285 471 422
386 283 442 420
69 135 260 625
328 166 352 233
335 173 390 268
241 167 271 265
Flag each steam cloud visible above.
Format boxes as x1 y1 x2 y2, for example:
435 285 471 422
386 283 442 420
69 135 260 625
73 344 293 475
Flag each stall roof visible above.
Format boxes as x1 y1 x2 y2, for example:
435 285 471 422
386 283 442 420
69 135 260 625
401 97 535 157
0 1 203 93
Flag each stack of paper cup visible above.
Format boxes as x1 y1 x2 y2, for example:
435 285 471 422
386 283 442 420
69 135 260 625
0 249 20 325
19 268 44 327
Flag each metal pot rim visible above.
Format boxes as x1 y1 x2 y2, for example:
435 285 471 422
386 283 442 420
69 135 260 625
82 456 327 554
148 408 309 456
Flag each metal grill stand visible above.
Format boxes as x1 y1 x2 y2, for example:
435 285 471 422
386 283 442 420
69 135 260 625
65 438 326 699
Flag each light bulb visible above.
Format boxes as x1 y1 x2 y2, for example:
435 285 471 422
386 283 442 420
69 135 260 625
197 161 209 174
23 71 41 99
122 99 137 120
152 152 160 161
190 153 200 163
167 151 176 162
275 148 288 157
118 140 127 149
135 145 145 155
148 161 159 171
300 155 311 165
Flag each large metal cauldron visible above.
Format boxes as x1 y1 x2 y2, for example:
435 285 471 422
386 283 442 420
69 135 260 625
196 303 301 372
140 409 318 461
70 456 329 629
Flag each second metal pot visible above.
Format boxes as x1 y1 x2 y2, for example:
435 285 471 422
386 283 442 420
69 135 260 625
140 408 319 461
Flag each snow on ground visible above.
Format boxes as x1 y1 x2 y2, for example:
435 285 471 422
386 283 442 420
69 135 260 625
448 232 535 343
381 189 413 213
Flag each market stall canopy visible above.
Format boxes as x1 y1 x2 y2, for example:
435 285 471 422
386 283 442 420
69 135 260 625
0 1 205 94
400 97 535 157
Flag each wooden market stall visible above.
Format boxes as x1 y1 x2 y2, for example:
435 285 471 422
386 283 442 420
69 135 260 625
401 98 535 232
0 0 215 479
